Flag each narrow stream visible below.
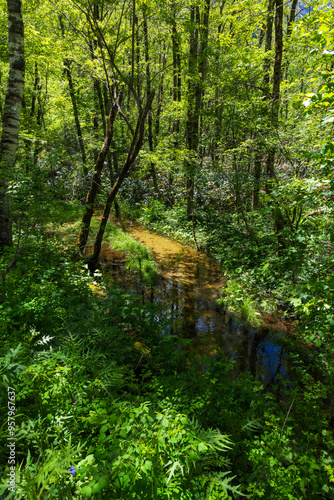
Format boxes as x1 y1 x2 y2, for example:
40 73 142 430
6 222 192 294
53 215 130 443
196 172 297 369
105 216 304 388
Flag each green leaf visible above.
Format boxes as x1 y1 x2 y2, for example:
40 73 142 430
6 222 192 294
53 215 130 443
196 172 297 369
92 477 109 494
81 485 93 497
198 442 208 453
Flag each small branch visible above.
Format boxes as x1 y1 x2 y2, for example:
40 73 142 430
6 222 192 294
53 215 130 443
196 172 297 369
295 206 303 232
283 206 294 233
192 213 200 251
233 81 272 98
117 105 134 135
281 397 295 439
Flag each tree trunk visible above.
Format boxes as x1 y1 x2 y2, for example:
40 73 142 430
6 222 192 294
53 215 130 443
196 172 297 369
185 1 210 220
59 15 87 172
266 0 285 253
143 14 159 194
76 93 122 253
30 62 40 118
283 0 299 119
0 0 25 249
262 0 274 88
95 79 106 136
172 15 181 134
252 0 274 209
169 13 181 205
88 92 155 269
252 152 262 210
287 0 298 37
63 59 87 171
185 4 199 221
155 47 166 141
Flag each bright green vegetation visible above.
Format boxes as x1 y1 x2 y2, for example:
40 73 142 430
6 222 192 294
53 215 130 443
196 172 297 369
103 222 159 286
56 216 159 286
1 0 334 497
0 206 334 498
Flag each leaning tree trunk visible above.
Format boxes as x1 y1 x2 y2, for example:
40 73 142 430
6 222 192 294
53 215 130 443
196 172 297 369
0 0 25 249
76 93 122 253
88 92 155 270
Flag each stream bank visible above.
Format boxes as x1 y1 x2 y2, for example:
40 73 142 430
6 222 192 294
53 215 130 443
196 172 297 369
91 213 318 390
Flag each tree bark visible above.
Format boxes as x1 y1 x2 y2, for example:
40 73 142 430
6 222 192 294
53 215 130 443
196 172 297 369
169 12 181 204
287 0 298 37
76 93 122 253
283 0 298 119
143 14 159 194
185 1 210 220
155 47 166 141
252 151 262 210
63 58 87 171
185 4 199 221
262 0 274 89
59 15 87 172
88 91 155 269
0 0 25 249
266 0 285 253
172 14 181 134
252 0 274 209
30 62 40 118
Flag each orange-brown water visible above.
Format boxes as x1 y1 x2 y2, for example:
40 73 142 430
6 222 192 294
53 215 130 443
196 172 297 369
96 215 303 388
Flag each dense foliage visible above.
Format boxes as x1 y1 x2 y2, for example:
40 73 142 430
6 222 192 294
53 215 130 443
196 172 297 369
0 209 334 498
1 0 334 498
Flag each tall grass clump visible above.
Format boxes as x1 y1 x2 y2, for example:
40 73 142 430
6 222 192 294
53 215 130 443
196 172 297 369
216 280 263 327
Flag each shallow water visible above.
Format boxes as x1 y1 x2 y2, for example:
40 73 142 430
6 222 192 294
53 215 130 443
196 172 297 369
106 216 300 387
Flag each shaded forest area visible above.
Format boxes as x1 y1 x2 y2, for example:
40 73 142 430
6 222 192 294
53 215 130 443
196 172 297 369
1 0 334 498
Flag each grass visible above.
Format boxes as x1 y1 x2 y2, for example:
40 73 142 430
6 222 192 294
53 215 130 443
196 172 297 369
49 207 160 287
216 279 263 327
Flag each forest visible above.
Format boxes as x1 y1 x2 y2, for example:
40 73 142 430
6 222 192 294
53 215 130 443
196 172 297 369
1 0 334 498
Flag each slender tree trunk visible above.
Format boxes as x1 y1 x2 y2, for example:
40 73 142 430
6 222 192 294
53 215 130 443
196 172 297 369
95 80 106 136
89 92 155 268
155 47 166 141
252 152 262 210
143 14 158 194
76 93 122 253
63 58 87 172
172 15 181 134
0 0 25 249
287 0 298 37
59 16 87 172
185 1 210 220
30 62 40 118
169 14 181 204
28 61 44 168
252 0 274 209
263 0 274 88
197 0 210 160
266 0 285 253
131 0 136 86
283 0 298 119
185 4 199 221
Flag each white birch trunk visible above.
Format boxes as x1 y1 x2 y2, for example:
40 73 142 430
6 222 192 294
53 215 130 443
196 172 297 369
0 0 25 248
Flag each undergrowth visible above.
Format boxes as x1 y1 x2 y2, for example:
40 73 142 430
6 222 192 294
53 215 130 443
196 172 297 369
0 202 333 499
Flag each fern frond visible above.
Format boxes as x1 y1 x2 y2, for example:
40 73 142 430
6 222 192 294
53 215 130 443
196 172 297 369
241 417 263 434
202 471 246 497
